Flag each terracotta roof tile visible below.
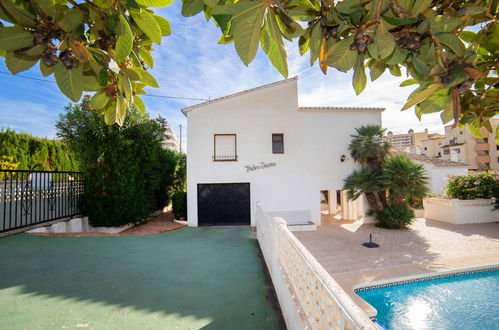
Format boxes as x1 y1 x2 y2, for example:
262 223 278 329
395 152 468 167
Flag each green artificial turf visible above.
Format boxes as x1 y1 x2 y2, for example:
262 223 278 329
0 227 282 329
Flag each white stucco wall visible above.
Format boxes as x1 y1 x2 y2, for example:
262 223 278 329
417 163 468 194
186 79 383 226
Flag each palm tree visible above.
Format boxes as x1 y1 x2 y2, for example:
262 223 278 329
345 124 391 209
343 167 386 210
382 154 429 205
348 125 391 170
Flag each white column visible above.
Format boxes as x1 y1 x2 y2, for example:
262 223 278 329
328 190 337 214
341 191 349 219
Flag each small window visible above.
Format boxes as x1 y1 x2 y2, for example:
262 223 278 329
213 134 237 161
452 148 460 154
443 149 450 155
272 134 284 154
424 147 427 150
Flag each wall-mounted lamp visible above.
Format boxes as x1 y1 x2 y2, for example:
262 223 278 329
340 154 347 162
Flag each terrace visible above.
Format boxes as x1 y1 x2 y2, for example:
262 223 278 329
294 218 499 317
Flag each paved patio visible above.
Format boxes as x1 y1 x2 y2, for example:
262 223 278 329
0 227 283 329
294 218 499 317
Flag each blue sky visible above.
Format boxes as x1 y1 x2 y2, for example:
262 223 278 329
0 1 446 148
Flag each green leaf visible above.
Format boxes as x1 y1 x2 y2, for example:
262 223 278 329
135 0 174 6
324 37 357 72
213 14 232 34
458 6 486 16
81 75 101 91
204 0 220 7
299 33 309 55
40 60 54 77
181 0 205 17
411 0 432 14
16 44 45 57
5 52 37 74
134 95 146 115
389 64 401 76
120 72 132 100
460 31 477 43
376 20 396 59
0 26 33 51
152 15 171 36
260 12 288 77
139 47 154 68
90 91 108 110
115 15 133 60
57 8 83 32
382 16 418 26
128 67 159 87
437 33 466 56
54 62 84 102
368 59 385 81
400 78 418 87
353 58 366 95
496 125 499 145
231 2 266 66
131 11 162 44
384 47 409 65
309 22 322 65
429 16 461 33
0 0 35 27
104 97 127 126
402 84 442 110
411 55 430 76
418 89 449 114
122 67 142 80
37 0 56 17
440 100 453 124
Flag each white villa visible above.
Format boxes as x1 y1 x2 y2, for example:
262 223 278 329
182 77 384 227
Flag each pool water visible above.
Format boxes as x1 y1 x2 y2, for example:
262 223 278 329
357 269 499 330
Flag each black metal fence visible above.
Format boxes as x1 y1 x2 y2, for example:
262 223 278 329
0 170 84 233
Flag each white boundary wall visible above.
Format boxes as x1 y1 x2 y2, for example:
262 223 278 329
424 198 498 224
256 203 375 330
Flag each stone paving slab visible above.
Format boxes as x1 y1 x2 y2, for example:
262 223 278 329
294 218 499 317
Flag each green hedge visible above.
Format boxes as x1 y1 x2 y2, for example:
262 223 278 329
172 192 187 220
56 98 183 227
0 129 79 171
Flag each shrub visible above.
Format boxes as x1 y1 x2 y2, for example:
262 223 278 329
172 191 187 220
56 98 180 227
406 196 423 209
445 171 498 200
372 203 415 229
0 129 79 171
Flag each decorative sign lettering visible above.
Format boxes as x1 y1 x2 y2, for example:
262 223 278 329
245 161 276 172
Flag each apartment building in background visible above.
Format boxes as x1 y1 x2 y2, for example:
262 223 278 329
386 129 442 154
386 120 499 171
440 119 499 171
162 124 181 152
420 134 445 158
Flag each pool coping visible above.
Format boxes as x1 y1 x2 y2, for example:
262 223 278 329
353 263 499 292
351 263 499 323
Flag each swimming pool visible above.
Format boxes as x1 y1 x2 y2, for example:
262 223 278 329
356 269 499 330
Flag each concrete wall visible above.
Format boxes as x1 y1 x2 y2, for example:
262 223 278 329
417 163 468 194
186 79 382 226
424 198 498 224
